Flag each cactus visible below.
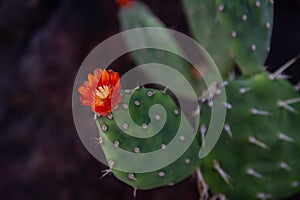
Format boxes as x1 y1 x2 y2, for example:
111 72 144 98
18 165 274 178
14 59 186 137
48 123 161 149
182 0 274 75
96 87 202 190
76 0 300 199
199 72 300 199
118 1 201 99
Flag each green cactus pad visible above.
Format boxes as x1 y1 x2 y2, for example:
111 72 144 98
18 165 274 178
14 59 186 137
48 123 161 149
118 1 201 100
199 73 300 199
182 0 235 76
96 87 202 190
215 0 274 74
182 0 274 75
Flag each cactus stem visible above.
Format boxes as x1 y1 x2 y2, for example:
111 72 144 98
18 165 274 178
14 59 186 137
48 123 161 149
122 123 129 130
223 102 232 109
213 160 232 186
128 173 137 181
218 4 225 12
239 87 251 94
277 100 298 113
248 136 269 150
201 124 207 143
158 171 166 177
255 1 261 8
95 136 103 145
279 162 291 171
257 192 272 200
251 108 270 116
251 44 257 51
242 14 248 21
224 124 233 138
114 141 120 148
246 168 263 179
278 133 294 143
292 181 299 188
269 55 300 80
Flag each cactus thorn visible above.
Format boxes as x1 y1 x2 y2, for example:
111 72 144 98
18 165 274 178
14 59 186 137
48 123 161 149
251 108 270 116
257 192 272 200
247 168 263 179
269 55 300 80
213 160 232 186
224 124 233 138
279 162 291 171
248 136 269 150
239 87 251 94
278 132 294 143
95 136 103 145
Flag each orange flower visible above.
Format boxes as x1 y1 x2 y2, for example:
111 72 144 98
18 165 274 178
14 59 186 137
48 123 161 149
117 0 133 7
78 68 122 116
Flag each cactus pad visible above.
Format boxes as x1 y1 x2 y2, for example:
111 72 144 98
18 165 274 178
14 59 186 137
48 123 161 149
96 87 202 190
199 73 300 199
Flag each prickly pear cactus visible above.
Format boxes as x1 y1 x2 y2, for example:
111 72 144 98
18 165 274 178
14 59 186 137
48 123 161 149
118 1 201 99
182 0 274 74
96 87 202 189
199 73 300 199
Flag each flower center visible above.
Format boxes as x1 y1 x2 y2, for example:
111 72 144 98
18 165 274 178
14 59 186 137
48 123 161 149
95 85 110 99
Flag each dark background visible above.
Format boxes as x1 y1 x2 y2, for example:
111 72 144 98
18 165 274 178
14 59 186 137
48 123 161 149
0 0 299 199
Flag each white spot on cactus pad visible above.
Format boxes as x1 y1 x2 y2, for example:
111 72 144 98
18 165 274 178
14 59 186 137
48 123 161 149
180 135 185 141
134 147 140 153
142 123 148 129
185 158 191 164
218 4 224 11
161 144 167 150
239 87 251 94
251 44 257 51
147 91 154 97
114 141 120 148
255 1 261 7
108 160 115 168
242 14 248 21
224 124 233 138
101 124 108 132
122 123 129 130
128 173 137 181
134 100 140 106
174 109 179 115
155 114 161 121
292 181 299 188
158 171 165 177
279 162 291 171
231 31 237 38
257 192 272 200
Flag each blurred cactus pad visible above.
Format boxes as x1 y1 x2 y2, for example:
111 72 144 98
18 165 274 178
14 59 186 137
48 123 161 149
93 0 300 199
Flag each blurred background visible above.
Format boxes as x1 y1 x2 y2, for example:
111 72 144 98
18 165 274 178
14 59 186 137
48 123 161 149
0 0 299 199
